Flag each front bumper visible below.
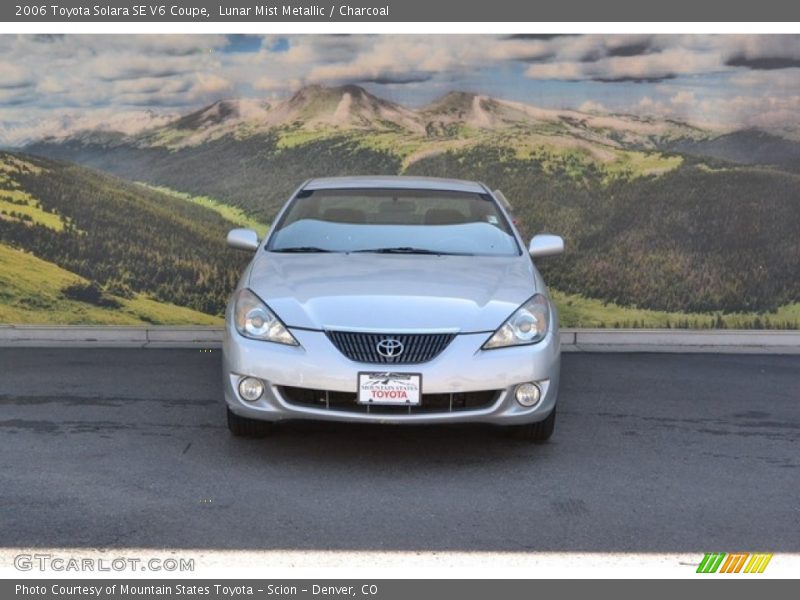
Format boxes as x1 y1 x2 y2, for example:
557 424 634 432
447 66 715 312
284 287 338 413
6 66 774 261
222 324 560 425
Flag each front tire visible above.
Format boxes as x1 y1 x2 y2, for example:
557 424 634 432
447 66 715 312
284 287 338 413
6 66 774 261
510 406 556 443
227 407 273 438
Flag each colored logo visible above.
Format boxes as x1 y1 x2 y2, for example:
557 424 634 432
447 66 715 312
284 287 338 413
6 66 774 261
697 552 773 574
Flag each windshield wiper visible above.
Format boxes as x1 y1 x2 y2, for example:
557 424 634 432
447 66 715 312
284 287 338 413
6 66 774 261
353 247 452 255
271 246 334 253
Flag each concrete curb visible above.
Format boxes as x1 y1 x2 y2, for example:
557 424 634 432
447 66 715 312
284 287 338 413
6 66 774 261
564 329 800 354
0 325 222 348
0 325 798 353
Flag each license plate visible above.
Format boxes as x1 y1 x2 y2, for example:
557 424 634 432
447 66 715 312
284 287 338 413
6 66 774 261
357 372 421 405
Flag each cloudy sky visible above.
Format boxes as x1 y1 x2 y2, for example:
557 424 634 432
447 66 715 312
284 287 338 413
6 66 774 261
1 33 800 144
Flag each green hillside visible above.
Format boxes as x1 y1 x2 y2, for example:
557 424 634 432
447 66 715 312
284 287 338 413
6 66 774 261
23 136 800 318
0 243 220 325
668 129 800 166
0 151 251 321
2 149 797 328
20 85 800 323
26 128 684 224
408 148 800 314
553 290 800 330
27 133 402 220
135 183 270 237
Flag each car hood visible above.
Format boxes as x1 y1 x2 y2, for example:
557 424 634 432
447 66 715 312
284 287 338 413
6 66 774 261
247 253 537 333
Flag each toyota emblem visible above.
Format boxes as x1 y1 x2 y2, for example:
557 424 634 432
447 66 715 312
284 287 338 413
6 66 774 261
376 337 404 359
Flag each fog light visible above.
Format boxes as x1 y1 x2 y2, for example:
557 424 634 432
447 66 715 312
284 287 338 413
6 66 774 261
238 377 264 402
515 382 541 407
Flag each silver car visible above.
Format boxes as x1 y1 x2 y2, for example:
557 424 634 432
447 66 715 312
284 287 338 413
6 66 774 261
223 176 564 441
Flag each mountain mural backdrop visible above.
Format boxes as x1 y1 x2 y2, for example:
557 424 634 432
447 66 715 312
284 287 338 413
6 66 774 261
9 82 798 328
4 34 798 327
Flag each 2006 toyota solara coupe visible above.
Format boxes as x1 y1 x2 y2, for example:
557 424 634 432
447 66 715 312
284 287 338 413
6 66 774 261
223 176 564 441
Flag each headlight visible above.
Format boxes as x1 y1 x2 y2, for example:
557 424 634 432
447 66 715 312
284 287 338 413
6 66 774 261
233 288 299 345
482 294 550 349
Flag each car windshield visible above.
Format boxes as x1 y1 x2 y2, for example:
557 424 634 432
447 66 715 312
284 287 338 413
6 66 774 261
267 188 520 256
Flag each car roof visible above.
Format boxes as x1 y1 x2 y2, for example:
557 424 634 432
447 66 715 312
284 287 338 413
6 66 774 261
303 176 488 194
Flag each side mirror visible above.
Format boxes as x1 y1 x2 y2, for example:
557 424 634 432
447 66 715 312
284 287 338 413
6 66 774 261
529 234 564 258
227 228 260 251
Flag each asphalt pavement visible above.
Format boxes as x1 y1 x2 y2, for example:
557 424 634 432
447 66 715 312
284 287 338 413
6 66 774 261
1 348 798 552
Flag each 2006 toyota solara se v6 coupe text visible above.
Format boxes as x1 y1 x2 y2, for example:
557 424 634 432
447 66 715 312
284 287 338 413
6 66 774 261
223 176 564 441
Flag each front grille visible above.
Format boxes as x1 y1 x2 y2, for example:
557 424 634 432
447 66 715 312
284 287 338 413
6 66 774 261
326 331 455 364
279 386 500 415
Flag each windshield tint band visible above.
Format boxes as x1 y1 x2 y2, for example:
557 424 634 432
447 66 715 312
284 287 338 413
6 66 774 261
266 187 521 257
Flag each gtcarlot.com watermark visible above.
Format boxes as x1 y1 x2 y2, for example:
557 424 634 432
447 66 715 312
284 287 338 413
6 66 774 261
14 553 195 572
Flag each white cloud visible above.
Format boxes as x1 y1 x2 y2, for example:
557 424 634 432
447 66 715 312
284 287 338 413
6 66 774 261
670 90 696 106
189 73 234 99
699 95 800 129
253 76 303 93
0 108 177 145
526 47 725 82
578 100 609 113
2 34 800 145
638 96 656 109
0 62 34 89
730 68 800 89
